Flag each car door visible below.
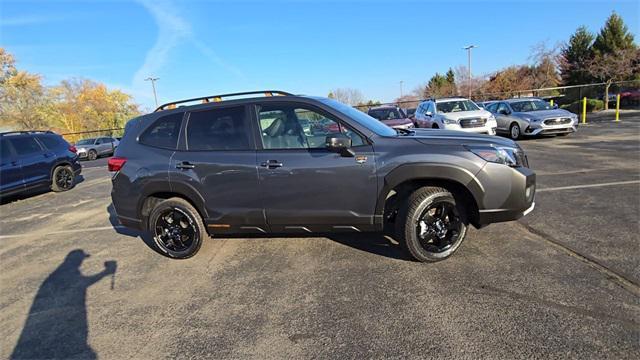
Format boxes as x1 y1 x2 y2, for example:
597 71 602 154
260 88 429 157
169 105 266 232
0 138 25 195
254 101 378 233
7 135 51 188
495 102 512 131
95 138 109 155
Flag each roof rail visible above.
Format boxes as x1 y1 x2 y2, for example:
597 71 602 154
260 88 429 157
0 130 54 136
154 90 293 112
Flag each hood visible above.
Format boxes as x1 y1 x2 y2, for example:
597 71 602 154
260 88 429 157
514 108 573 119
404 129 517 148
441 109 493 121
381 118 413 126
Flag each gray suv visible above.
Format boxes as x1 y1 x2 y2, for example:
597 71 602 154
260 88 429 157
110 91 535 262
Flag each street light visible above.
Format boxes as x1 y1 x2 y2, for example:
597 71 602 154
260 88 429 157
399 80 404 98
144 77 159 108
463 45 477 99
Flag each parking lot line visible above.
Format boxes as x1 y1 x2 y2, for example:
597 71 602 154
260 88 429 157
537 180 640 193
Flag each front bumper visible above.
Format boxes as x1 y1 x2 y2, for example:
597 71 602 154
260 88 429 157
443 123 497 135
474 164 536 226
524 123 577 136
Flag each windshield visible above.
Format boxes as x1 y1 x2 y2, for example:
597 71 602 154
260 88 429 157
509 100 551 112
317 98 397 137
436 100 479 113
368 108 406 121
76 138 95 145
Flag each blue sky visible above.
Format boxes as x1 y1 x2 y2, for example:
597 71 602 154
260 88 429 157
1 0 638 110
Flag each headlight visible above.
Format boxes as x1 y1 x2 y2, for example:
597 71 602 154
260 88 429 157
488 115 496 122
443 117 457 124
465 145 523 167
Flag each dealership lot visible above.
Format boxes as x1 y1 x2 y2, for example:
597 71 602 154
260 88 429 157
0 119 638 358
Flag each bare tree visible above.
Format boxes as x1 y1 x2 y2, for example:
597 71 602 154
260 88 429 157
328 88 365 106
587 47 640 109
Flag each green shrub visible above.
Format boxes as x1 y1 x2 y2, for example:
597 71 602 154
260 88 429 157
560 99 604 114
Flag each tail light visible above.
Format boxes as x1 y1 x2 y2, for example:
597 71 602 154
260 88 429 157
108 157 127 172
69 145 77 153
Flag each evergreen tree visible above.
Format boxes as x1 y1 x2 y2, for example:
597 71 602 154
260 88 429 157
560 26 595 85
592 12 636 55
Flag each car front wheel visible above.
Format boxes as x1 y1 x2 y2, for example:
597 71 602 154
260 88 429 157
87 150 97 161
509 123 521 140
148 197 206 259
396 186 468 262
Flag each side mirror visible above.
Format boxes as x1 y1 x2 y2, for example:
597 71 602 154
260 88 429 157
326 134 354 157
425 111 433 117
498 109 510 115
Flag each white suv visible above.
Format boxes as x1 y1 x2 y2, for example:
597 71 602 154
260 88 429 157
414 98 497 135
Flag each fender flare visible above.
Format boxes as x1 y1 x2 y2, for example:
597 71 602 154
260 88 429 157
376 163 484 215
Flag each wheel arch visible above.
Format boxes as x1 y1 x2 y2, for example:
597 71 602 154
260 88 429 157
378 164 483 228
138 183 208 230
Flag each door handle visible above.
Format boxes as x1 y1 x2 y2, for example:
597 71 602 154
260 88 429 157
260 160 283 169
176 162 195 170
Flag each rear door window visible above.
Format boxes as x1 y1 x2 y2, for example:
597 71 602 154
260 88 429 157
139 113 184 149
1 139 13 159
185 106 251 151
8 137 43 156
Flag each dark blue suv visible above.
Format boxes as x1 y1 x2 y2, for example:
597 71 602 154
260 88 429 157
0 131 82 198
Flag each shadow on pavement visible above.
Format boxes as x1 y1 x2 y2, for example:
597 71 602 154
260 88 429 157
10 250 117 359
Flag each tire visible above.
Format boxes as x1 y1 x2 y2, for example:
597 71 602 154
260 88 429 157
148 197 206 259
396 187 468 262
51 165 75 192
509 123 521 140
432 124 439 129
87 150 97 161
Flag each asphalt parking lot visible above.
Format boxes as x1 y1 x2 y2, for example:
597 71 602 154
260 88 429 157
1 118 638 358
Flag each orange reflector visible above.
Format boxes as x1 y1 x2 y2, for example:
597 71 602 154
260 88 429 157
265 92 273 97
207 224 230 228
167 104 176 109
213 97 222 102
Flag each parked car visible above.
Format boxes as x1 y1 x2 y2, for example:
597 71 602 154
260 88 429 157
414 98 497 135
75 137 119 160
485 98 578 140
0 131 81 198
405 107 417 120
110 90 535 263
367 106 414 129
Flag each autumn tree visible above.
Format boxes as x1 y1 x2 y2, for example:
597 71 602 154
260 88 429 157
587 48 640 109
0 48 51 130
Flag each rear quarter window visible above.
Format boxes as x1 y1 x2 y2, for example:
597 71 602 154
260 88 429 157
139 113 184 149
37 135 66 150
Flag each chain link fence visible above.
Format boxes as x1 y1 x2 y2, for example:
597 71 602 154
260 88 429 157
61 128 125 144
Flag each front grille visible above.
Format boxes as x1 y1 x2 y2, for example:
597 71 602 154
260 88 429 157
543 118 572 125
459 117 486 128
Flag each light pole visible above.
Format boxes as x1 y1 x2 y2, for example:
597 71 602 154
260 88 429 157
399 80 404 98
144 77 159 107
463 45 477 99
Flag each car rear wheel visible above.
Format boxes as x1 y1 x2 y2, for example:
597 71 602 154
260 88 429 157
51 165 75 192
509 123 521 140
396 186 467 262
432 124 439 129
148 197 206 259
87 150 97 161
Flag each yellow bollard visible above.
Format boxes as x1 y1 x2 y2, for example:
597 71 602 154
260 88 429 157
582 97 587 124
615 94 621 122
550 99 554 107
